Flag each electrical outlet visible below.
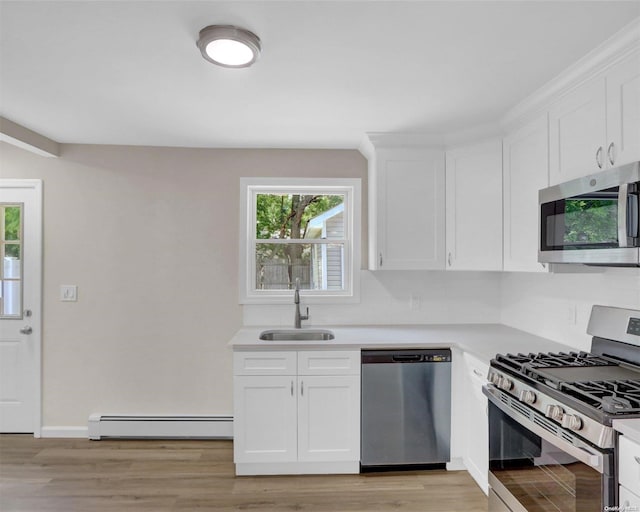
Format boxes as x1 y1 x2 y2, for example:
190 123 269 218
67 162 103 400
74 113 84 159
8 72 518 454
60 285 77 302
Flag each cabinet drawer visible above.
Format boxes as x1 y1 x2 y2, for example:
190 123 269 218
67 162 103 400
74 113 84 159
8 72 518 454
619 485 640 511
297 351 360 376
234 351 296 376
619 435 640 491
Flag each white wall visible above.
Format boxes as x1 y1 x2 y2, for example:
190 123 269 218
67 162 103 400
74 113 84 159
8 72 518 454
501 267 640 351
244 270 502 326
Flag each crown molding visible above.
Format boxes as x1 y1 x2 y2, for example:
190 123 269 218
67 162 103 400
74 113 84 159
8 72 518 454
501 17 640 129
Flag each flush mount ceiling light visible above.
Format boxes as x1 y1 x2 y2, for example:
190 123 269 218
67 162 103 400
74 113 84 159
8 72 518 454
197 25 261 68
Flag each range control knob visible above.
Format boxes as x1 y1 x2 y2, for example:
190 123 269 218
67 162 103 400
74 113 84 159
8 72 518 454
561 414 583 431
545 404 565 422
518 390 537 405
489 372 501 386
498 376 514 392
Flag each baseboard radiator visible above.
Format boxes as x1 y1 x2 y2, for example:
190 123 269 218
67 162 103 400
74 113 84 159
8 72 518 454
88 414 233 440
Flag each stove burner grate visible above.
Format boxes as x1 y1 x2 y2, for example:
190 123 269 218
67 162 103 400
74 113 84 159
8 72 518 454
495 351 616 372
560 379 640 413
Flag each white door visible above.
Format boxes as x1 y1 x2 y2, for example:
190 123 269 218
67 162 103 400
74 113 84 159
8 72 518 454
297 375 360 462
374 148 446 270
503 116 550 272
445 138 503 271
606 49 640 168
548 78 607 185
233 375 298 463
0 180 42 434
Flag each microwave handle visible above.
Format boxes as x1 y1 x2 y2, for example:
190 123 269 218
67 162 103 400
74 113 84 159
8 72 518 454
618 184 629 247
628 191 639 239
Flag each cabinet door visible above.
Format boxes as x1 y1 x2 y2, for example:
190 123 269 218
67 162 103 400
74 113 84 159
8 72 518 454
549 78 607 185
463 353 489 495
606 49 640 168
233 375 297 463
445 138 503 271
619 485 640 512
619 435 640 491
503 116 549 272
297 375 360 462
372 148 445 270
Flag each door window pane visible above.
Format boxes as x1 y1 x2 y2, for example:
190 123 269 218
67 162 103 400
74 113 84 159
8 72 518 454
1 204 23 318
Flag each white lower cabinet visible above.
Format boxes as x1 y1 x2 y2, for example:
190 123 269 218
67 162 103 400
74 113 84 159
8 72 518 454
233 350 360 475
233 375 297 463
297 374 360 462
462 352 489 495
620 486 640 511
619 435 640 507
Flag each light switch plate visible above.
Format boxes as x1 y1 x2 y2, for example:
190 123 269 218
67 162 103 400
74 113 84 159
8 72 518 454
60 285 77 302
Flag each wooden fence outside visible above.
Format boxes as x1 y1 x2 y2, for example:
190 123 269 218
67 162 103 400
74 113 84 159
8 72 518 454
256 258 311 290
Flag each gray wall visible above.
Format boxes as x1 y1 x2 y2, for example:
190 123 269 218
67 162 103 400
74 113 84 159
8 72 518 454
0 142 367 426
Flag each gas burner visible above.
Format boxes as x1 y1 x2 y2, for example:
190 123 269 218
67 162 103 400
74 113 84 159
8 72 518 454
560 379 640 414
601 396 633 413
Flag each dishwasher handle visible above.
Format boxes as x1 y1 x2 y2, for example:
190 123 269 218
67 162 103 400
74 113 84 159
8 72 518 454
392 354 423 362
362 349 451 364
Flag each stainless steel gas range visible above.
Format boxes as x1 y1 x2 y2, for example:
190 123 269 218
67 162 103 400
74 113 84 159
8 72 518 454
483 305 640 512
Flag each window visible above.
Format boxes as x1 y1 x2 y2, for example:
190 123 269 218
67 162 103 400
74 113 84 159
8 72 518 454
240 178 361 303
1 203 23 317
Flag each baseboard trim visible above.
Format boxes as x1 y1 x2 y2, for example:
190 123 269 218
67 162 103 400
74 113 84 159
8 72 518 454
235 460 360 476
41 426 89 438
87 414 233 440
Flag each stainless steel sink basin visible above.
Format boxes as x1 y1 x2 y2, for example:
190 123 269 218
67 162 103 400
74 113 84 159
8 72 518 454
259 329 335 341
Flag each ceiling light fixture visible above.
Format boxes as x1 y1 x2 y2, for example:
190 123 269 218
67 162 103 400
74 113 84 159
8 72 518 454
197 25 261 68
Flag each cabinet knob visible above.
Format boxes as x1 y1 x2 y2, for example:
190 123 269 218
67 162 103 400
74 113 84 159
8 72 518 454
379 253 383 267
448 252 452 266
607 142 615 166
596 146 604 169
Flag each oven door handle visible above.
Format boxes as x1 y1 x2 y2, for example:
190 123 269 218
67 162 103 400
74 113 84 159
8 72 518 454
484 384 605 474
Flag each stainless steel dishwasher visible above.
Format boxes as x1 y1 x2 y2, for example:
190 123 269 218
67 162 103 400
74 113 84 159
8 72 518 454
361 349 451 470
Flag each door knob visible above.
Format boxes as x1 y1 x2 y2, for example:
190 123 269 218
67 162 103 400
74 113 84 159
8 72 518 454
20 326 32 335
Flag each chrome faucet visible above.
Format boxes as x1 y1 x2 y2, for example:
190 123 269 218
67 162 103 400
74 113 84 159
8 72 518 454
294 278 309 328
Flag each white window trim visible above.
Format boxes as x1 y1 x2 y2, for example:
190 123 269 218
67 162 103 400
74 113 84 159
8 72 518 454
239 177 361 304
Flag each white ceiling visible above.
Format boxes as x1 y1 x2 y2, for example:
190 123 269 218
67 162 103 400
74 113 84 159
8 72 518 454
1 1 639 149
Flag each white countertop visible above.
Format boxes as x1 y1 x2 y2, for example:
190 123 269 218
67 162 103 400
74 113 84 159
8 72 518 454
613 418 640 445
229 323 576 365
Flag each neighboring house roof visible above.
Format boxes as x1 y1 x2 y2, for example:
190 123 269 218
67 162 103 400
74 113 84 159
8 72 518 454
305 203 344 239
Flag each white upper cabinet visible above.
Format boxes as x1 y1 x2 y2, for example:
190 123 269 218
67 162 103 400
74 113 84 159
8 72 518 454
549 49 640 185
503 115 549 272
549 78 607 184
606 49 640 168
445 138 503 271
365 137 446 270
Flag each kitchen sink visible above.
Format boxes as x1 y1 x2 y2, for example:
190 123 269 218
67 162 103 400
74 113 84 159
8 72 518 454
259 329 335 341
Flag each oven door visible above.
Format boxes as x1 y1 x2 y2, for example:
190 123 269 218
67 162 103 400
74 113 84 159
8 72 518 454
485 385 615 512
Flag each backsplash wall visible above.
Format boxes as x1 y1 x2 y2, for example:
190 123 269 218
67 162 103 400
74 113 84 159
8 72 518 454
244 270 503 326
500 267 640 351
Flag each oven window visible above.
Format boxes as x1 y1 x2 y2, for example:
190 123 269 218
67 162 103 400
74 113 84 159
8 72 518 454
541 187 619 251
489 402 602 512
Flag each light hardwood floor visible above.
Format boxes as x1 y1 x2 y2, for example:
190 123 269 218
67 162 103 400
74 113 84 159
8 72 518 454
0 435 488 511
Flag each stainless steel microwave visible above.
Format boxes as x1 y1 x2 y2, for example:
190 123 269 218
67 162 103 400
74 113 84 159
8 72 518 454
538 162 640 266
